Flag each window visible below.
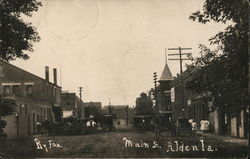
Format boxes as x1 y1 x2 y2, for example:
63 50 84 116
25 104 28 114
40 107 43 121
37 114 40 122
26 85 33 96
48 108 51 120
44 108 47 120
13 85 20 96
0 65 4 76
3 85 10 96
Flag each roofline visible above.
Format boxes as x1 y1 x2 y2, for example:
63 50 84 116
61 92 76 95
170 69 195 87
159 63 173 81
0 60 61 88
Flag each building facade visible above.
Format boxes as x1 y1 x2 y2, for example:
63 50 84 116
84 102 102 119
170 68 249 138
171 69 210 128
102 105 135 128
0 60 61 137
61 92 84 119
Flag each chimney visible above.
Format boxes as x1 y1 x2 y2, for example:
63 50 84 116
53 68 57 85
45 66 49 81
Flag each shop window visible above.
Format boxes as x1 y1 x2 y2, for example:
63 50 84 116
3 85 10 96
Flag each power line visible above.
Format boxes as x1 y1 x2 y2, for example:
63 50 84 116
168 47 192 74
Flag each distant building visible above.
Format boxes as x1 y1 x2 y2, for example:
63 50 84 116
0 60 62 137
102 105 135 128
61 92 84 119
135 93 153 116
84 102 102 119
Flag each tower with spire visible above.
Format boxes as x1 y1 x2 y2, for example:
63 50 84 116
158 56 173 113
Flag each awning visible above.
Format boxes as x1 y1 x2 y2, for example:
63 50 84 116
63 111 73 118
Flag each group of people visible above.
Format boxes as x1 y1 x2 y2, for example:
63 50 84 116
86 119 98 133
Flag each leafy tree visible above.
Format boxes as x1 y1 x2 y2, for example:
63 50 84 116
135 92 154 116
187 0 249 115
0 0 42 61
0 98 16 116
0 0 40 135
0 98 17 137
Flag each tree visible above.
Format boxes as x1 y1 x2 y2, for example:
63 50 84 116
135 92 154 116
0 98 17 137
0 0 41 135
187 0 249 115
0 0 42 61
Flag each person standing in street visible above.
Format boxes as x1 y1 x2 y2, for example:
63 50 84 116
86 120 91 134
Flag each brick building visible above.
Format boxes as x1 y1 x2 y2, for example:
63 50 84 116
61 92 84 119
0 60 62 137
170 68 248 138
170 69 209 128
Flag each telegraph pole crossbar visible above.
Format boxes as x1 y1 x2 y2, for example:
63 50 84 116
169 58 190 60
168 53 192 56
168 48 192 50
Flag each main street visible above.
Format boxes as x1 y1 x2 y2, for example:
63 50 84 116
30 128 248 158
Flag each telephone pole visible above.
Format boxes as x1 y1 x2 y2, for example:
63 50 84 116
153 72 158 112
168 47 192 118
108 97 112 115
79 87 83 101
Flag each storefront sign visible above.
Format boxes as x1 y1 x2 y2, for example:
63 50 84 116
171 87 175 102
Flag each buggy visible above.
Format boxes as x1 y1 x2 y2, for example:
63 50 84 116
101 115 115 131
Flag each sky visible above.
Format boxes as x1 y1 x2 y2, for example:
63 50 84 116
12 0 227 107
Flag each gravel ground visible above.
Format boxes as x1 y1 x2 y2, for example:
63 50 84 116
28 129 248 158
0 129 248 158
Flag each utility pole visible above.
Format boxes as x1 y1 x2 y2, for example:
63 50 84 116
168 47 192 118
108 97 112 115
153 72 158 112
126 105 129 125
79 87 83 101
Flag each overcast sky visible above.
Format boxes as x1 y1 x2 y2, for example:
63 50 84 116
12 0 227 106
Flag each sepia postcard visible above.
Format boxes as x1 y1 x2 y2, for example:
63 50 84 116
0 0 249 158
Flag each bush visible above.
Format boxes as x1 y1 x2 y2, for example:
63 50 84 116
0 120 7 137
0 98 17 137
0 98 16 117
